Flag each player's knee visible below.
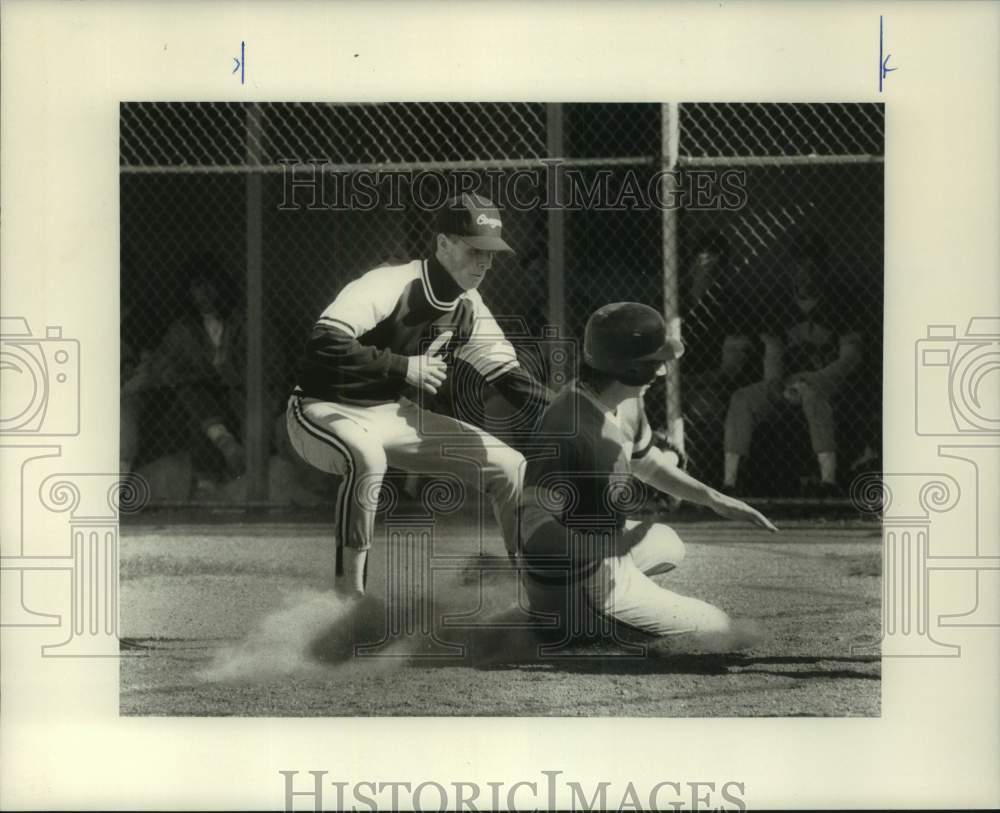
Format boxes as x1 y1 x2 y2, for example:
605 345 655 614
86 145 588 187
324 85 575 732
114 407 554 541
489 445 525 493
351 440 388 476
645 523 686 570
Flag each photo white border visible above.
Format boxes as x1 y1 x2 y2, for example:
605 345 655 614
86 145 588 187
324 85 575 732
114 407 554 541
2 1 998 809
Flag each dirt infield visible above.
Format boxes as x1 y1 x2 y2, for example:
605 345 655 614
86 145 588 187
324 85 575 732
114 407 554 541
120 516 881 717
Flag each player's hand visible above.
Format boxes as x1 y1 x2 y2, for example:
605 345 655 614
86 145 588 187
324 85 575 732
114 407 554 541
783 381 804 405
405 330 452 395
783 371 818 404
709 492 779 532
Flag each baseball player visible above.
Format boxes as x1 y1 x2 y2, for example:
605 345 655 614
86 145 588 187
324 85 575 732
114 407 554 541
286 193 550 596
520 302 777 648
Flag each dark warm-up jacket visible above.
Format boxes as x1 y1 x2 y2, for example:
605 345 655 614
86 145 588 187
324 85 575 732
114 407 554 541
293 255 549 417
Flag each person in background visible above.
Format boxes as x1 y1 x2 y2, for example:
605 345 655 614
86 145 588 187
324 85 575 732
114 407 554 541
124 253 284 489
679 231 758 485
722 232 864 498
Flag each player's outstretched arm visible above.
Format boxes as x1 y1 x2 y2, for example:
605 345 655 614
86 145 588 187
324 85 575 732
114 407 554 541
632 446 778 532
707 491 778 532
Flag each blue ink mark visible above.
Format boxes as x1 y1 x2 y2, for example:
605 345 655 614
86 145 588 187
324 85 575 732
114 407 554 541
232 41 245 84
879 16 897 92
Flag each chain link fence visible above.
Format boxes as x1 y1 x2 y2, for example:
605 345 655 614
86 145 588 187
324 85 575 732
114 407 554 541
120 102 883 507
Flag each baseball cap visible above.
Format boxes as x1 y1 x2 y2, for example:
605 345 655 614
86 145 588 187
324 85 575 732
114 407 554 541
584 302 685 372
433 193 514 253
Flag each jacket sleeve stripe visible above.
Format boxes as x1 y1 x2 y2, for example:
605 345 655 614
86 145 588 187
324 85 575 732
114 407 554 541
317 316 356 336
483 358 521 382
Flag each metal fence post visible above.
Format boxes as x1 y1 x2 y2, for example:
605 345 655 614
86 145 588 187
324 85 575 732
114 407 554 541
245 103 267 502
546 103 567 383
660 102 684 451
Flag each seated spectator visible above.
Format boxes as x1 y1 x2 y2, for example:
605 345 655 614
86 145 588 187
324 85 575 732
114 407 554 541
123 253 284 490
722 232 864 497
679 231 759 484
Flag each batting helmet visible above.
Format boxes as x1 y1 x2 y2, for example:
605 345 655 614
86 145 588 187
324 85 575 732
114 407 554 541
584 302 684 386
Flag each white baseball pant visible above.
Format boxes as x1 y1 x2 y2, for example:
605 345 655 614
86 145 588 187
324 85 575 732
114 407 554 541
524 519 732 638
285 393 524 558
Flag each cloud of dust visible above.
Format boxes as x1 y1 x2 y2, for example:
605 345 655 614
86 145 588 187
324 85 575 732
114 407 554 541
197 564 542 682
197 588 362 682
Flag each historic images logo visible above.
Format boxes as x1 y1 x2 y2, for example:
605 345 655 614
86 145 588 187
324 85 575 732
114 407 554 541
1 316 148 656
850 315 999 657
